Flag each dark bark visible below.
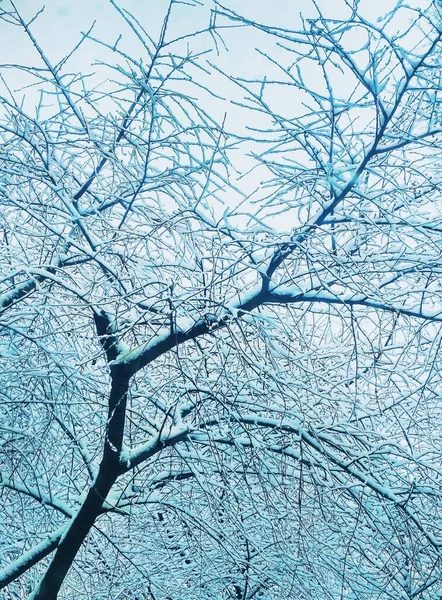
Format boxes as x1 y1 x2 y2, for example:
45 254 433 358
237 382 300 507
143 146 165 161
29 368 130 600
107 368 130 454
30 464 117 600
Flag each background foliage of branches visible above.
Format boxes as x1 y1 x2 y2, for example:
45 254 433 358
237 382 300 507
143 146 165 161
2 0 442 598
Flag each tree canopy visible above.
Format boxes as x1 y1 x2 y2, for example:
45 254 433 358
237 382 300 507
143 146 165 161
2 1 442 598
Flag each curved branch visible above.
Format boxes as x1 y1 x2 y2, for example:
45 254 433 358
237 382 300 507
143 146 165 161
0 526 65 590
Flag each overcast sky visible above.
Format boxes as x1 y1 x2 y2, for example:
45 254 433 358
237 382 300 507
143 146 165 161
1 0 407 84
0 0 428 220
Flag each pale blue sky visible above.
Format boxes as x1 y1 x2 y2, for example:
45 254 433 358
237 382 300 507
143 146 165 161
1 0 408 76
0 0 428 210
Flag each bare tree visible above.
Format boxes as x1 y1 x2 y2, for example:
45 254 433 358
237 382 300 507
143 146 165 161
2 0 442 598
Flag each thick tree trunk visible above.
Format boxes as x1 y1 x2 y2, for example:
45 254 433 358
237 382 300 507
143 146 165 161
29 462 117 600
29 369 130 600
